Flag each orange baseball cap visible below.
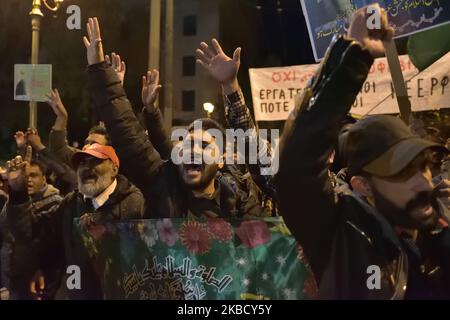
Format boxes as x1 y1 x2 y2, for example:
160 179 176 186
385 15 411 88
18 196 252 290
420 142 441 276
72 143 120 168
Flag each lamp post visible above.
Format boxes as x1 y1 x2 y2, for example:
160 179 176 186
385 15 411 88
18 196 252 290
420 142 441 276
29 0 64 128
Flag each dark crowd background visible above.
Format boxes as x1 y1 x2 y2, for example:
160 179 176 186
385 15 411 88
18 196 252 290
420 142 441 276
0 0 449 161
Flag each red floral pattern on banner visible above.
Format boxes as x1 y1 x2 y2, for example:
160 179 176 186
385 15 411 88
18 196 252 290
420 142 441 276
206 218 233 242
179 220 211 255
236 220 271 249
303 273 319 299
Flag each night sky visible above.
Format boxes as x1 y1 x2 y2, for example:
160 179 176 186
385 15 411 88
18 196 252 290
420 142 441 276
0 0 315 160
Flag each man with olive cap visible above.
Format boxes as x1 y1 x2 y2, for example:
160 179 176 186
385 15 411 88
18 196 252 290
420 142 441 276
5 143 144 299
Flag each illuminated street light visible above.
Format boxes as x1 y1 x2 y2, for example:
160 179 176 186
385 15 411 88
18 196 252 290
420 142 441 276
203 102 215 118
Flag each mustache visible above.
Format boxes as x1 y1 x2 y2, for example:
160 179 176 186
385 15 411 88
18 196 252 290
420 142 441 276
78 170 98 180
183 163 204 170
404 191 434 212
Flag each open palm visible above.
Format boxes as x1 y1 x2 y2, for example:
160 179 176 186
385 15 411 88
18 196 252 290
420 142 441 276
196 39 241 85
105 53 126 85
83 17 105 66
142 69 162 109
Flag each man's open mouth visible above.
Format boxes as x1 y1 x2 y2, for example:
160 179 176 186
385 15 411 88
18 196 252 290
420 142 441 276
184 163 203 176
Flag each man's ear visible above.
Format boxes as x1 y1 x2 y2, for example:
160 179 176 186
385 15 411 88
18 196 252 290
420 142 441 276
111 163 119 177
350 175 373 197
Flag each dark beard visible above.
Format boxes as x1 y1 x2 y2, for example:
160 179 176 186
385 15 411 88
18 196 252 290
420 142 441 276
181 164 218 191
78 173 113 198
371 187 439 231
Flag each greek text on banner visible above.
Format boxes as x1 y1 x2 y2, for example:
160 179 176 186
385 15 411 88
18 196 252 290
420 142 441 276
249 52 450 122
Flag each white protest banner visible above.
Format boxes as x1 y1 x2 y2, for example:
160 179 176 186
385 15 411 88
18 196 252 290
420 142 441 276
249 64 317 122
14 64 52 102
351 51 450 116
249 52 450 121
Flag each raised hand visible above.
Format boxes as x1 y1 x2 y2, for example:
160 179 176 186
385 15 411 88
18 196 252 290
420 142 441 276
348 4 394 58
6 145 32 191
26 128 45 152
29 270 46 300
141 69 162 111
14 131 27 149
83 17 105 66
46 88 68 118
105 52 126 85
196 38 241 92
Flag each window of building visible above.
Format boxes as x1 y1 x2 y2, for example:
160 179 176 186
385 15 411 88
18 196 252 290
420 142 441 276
183 15 197 36
182 90 195 112
183 56 196 76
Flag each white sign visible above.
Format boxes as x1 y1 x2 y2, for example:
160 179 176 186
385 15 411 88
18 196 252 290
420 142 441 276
249 52 450 121
249 64 317 121
14 64 52 102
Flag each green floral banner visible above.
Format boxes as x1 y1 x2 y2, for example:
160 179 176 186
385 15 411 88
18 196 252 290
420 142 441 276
75 217 317 300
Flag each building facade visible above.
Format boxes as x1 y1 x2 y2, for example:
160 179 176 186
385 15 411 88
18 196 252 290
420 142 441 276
172 0 221 125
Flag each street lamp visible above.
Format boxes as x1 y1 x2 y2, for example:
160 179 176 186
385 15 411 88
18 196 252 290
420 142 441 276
29 0 64 128
203 102 215 118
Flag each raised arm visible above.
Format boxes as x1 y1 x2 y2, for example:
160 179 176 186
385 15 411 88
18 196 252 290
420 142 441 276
46 88 78 167
13 131 27 157
83 17 165 196
275 5 392 278
26 128 77 195
196 39 271 172
5 146 65 245
140 69 172 159
195 39 254 129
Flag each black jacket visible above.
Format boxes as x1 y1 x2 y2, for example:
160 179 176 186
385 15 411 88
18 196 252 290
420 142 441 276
275 36 450 299
141 107 173 160
142 107 268 217
6 174 145 299
88 62 264 219
1 184 63 299
36 148 77 195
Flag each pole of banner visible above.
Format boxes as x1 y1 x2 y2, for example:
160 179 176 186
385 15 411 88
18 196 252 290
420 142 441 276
384 39 412 125
30 1 43 129
148 0 161 109
148 0 161 73
162 0 173 132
